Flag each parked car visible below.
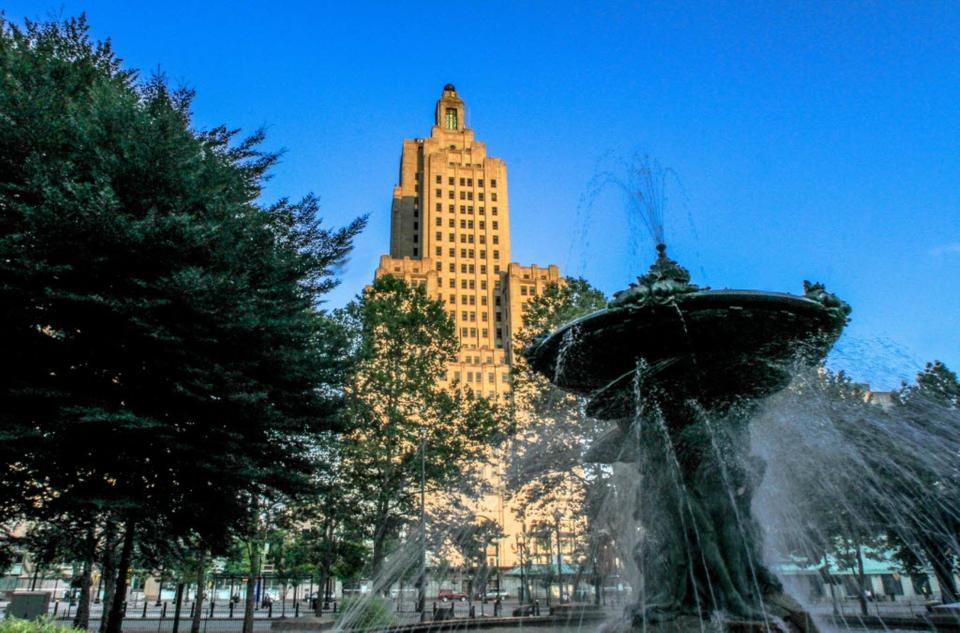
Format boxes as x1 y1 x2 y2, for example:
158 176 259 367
475 590 510 602
437 589 467 602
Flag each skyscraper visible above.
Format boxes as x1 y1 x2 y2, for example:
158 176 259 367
374 84 563 567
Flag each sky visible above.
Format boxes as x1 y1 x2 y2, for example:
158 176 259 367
6 1 959 389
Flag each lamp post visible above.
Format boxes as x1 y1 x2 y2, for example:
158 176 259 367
417 437 427 623
553 511 563 603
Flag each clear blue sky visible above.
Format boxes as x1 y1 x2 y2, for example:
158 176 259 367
7 1 959 389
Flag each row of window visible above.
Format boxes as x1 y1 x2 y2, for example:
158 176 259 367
435 233 501 248
438 274 501 289
436 189 498 202
456 310 501 323
519 285 538 296
455 326 504 341
433 175 498 188
435 240 499 258
461 354 504 365
435 218 498 231
434 203 499 216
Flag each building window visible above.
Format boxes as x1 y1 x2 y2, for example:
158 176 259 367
491 179 498 187
413 222 419 230
460 205 466 213
448 176 455 185
467 191 473 200
462 311 468 321
481 296 488 306
436 175 442 184
468 205 474 214
470 312 476 322
479 221 486 230
521 286 528 296
479 236 486 244
478 179 484 187
492 207 498 215
435 232 442 241
413 234 418 243
468 220 474 229
468 235 474 243
449 248 455 257
470 328 477 337
468 178 473 186
481 281 487 290
469 280 475 289
496 311 502 321
496 327 503 338
494 265 500 273
469 295 476 305
449 294 456 303
435 189 441 197
461 280 468 289
460 191 466 200
436 203 442 212
493 235 499 244
449 279 455 288
478 193 485 201
493 250 500 259
444 107 458 129
449 233 455 241
449 204 455 212
448 219 455 228
492 221 499 230
460 177 466 186
460 220 466 229
461 264 467 273
435 217 442 226
468 264 475 273
435 247 442 256
460 235 467 243
436 262 442 271
479 206 485 215
413 247 418 255
482 312 488 321
449 263 455 272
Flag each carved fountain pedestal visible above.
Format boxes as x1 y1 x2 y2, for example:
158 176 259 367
524 245 850 633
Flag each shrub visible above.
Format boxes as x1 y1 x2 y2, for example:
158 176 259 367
0 618 81 633
334 595 396 630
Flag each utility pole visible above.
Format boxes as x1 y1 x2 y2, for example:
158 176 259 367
417 438 427 623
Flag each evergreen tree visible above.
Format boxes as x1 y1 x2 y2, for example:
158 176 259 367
0 15 364 632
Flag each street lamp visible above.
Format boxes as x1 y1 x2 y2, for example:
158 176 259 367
553 511 563 603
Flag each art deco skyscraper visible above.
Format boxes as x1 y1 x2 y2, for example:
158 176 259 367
374 85 564 568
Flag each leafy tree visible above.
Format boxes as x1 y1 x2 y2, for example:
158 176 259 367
504 278 611 596
337 275 505 586
885 362 960 602
0 15 364 633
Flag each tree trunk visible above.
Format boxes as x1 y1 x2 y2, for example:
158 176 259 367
98 521 119 633
74 526 97 629
855 543 868 617
242 540 260 633
104 518 136 633
190 551 206 633
172 582 185 633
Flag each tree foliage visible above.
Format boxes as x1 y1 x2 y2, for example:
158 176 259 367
0 14 364 630
337 275 505 582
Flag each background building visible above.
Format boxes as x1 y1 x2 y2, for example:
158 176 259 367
374 85 562 570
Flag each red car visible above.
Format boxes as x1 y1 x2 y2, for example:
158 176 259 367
438 589 467 602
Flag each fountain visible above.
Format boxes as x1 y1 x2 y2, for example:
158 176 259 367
524 243 851 633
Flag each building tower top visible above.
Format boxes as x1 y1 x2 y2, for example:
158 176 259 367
435 83 465 131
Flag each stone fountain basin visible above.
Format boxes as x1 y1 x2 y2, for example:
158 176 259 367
525 289 843 418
